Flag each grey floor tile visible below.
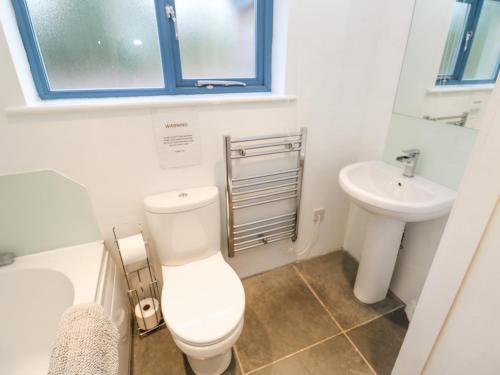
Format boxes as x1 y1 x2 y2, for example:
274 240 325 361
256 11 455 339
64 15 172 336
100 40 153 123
236 265 340 373
132 327 241 375
347 308 409 375
295 250 404 329
253 335 372 375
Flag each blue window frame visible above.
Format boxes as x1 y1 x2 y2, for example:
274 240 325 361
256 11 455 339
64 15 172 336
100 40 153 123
11 0 273 99
437 0 500 85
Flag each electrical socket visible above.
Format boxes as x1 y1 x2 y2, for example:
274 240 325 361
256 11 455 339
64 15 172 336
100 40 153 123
313 208 325 222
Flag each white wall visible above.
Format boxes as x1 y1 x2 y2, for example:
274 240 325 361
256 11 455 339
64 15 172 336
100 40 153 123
424 202 500 374
293 0 414 260
0 0 415 278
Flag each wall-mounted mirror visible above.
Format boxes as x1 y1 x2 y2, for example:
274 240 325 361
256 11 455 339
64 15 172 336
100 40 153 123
394 0 499 129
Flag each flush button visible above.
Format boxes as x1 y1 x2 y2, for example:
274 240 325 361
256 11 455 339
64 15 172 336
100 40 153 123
178 192 188 198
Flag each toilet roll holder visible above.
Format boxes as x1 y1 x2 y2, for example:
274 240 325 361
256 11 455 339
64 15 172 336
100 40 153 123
113 227 165 337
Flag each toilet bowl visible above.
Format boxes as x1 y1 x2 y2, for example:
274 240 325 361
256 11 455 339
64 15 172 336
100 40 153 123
162 252 245 375
144 187 245 375
172 318 244 375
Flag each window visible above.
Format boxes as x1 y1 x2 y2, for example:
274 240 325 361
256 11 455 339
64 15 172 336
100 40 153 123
437 0 500 85
11 0 273 99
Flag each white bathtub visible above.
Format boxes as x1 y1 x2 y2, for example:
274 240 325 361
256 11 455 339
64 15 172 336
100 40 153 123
0 241 129 375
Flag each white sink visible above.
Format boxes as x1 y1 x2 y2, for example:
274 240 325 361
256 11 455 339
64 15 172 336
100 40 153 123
339 160 456 222
339 160 457 304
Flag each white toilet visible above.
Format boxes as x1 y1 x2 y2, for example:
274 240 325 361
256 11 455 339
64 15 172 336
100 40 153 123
144 186 245 375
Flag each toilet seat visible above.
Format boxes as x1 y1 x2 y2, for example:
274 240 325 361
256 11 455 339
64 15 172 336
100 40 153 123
161 252 245 347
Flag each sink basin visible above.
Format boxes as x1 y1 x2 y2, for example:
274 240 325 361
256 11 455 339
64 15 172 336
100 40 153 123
338 160 457 304
339 160 456 222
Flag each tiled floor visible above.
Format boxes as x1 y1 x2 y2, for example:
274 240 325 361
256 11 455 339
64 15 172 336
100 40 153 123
133 250 408 375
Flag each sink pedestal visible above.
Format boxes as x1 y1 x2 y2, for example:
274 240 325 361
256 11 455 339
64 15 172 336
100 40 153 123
354 213 405 304
339 161 457 304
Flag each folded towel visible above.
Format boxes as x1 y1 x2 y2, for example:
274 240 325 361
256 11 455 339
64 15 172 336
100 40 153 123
48 303 119 375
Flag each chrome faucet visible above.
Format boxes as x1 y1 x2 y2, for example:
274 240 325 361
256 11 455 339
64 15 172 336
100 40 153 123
0 252 14 266
396 149 420 177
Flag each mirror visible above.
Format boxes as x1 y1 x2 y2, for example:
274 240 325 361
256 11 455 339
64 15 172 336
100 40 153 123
393 0 499 130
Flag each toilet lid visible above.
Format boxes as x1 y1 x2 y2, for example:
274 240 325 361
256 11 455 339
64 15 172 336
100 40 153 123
161 252 245 346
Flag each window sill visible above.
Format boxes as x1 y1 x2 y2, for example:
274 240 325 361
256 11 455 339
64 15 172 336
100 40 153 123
4 92 297 116
427 84 495 94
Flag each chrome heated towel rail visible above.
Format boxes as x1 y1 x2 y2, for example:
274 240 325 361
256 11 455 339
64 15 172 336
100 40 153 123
423 112 469 127
224 128 307 257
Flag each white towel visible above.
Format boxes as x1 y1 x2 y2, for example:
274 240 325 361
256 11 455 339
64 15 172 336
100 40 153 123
48 303 120 375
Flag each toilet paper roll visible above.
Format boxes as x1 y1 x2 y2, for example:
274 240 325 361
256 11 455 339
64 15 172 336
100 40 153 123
135 298 161 331
118 234 147 271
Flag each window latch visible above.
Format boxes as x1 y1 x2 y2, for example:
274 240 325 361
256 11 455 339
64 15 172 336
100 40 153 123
165 5 179 40
463 30 473 52
195 80 247 89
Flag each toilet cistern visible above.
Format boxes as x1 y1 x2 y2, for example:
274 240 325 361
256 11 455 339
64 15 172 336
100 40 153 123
144 186 245 375
396 149 420 177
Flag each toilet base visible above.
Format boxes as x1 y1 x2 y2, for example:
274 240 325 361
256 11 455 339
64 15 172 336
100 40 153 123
170 319 244 375
187 350 232 375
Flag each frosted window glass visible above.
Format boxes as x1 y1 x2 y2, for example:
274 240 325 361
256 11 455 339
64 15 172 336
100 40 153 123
438 2 471 78
463 0 500 80
175 0 256 79
26 0 163 90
